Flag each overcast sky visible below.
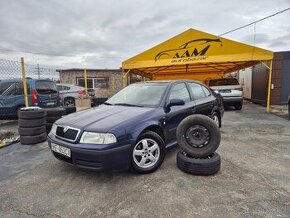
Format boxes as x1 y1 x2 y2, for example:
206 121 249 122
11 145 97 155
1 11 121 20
0 0 289 69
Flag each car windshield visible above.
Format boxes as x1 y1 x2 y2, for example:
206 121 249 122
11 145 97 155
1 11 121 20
209 78 239 86
36 80 58 94
106 83 168 107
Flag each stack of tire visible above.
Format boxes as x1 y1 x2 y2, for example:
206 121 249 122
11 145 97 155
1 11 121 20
176 115 221 176
44 108 66 133
18 108 47 145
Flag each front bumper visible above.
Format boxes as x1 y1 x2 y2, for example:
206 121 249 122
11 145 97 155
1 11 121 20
47 133 132 172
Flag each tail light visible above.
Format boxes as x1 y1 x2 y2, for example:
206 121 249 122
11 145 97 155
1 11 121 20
31 89 38 105
77 90 86 95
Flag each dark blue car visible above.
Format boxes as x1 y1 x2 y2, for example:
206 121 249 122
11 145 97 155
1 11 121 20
0 79 60 117
48 80 224 173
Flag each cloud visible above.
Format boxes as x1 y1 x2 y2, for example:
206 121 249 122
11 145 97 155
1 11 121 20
0 0 289 69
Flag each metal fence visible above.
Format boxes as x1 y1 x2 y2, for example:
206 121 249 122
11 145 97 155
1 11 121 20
0 57 138 120
0 58 59 119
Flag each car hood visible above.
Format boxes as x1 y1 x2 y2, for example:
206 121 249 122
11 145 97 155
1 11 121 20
56 105 156 132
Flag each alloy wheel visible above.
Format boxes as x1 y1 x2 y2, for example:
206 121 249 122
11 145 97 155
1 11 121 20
65 99 75 107
212 114 220 127
133 138 160 169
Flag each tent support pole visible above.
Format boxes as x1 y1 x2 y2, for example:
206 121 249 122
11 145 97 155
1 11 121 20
123 69 130 87
261 60 273 113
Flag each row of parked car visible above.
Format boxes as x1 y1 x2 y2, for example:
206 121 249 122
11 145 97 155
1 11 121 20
0 77 244 118
0 78 97 117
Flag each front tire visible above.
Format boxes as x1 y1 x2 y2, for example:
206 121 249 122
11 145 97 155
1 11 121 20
130 131 165 174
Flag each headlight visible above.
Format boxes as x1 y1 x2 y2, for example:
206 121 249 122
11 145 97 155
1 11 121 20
80 132 117 144
50 123 57 135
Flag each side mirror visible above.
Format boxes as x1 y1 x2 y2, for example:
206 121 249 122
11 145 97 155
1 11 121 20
167 99 185 108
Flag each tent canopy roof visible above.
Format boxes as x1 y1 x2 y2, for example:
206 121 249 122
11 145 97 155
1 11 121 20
122 28 273 81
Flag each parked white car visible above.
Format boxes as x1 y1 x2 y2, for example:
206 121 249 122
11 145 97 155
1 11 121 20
56 83 86 106
208 78 243 110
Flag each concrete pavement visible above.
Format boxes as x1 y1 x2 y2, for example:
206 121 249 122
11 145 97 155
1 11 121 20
0 102 290 217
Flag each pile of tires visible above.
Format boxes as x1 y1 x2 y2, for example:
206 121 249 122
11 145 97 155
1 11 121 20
18 108 47 145
176 115 221 176
44 108 66 133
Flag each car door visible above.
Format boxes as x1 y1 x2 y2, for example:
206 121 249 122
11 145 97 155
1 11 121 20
163 82 195 144
0 81 28 116
187 82 215 116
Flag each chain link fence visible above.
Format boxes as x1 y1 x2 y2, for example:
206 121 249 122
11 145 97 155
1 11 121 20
0 58 59 120
0 58 142 120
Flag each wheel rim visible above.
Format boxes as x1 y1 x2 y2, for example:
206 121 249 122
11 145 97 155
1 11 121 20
65 99 75 107
212 114 219 126
185 125 211 148
133 138 160 169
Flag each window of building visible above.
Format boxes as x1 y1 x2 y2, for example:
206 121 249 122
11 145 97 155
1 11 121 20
76 77 109 89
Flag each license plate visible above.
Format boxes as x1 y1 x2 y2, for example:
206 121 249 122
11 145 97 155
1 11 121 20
51 143 71 157
46 102 55 106
219 90 231 93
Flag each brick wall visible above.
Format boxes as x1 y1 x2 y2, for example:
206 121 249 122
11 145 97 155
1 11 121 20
59 70 123 98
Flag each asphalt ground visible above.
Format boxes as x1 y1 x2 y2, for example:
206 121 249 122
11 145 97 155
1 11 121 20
0 102 290 218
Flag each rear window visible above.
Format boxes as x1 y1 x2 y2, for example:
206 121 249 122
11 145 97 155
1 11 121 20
36 81 57 94
209 78 239 86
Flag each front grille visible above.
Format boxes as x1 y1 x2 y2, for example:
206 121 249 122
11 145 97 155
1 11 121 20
56 126 80 142
53 152 73 164
75 159 103 170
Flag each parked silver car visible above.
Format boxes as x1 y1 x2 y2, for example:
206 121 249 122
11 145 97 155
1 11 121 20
56 83 86 106
208 78 243 110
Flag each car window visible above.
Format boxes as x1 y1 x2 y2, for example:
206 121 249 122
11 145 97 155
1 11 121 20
169 83 190 103
36 81 58 94
0 82 30 96
188 83 206 100
209 78 239 86
201 86 211 97
0 82 15 96
57 85 69 91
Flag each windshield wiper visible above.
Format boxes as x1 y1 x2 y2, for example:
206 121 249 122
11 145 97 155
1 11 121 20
103 102 112 105
114 103 144 107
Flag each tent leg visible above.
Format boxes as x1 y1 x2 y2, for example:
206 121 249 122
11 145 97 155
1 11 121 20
266 60 273 113
122 69 130 88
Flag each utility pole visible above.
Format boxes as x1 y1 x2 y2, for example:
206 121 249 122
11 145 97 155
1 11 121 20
37 64 40 79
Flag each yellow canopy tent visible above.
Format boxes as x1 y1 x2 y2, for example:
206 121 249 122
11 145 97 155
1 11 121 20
122 28 274 111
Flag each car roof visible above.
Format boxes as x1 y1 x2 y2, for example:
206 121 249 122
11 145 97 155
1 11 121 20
56 83 83 87
209 78 237 81
56 83 73 86
135 79 205 85
0 78 54 83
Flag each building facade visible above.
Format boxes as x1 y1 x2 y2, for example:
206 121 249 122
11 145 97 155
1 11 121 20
238 51 290 105
58 69 123 98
